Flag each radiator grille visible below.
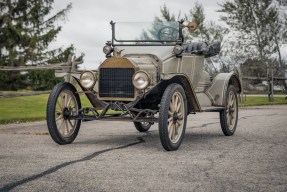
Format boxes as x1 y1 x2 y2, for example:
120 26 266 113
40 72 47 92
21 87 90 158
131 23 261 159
99 68 135 99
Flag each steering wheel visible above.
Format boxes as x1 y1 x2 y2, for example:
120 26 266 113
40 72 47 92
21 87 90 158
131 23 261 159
157 26 179 41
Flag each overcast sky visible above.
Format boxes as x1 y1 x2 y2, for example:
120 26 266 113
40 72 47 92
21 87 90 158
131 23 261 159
49 0 225 69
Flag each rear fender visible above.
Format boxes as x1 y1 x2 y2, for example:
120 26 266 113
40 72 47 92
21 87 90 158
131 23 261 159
205 72 242 106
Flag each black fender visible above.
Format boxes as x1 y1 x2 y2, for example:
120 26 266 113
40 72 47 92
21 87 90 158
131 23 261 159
72 77 107 109
135 74 201 113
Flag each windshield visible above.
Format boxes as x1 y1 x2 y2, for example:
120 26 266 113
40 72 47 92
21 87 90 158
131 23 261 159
112 21 180 45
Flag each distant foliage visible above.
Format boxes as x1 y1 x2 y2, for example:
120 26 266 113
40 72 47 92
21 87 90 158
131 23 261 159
0 0 83 90
153 3 229 77
218 0 287 89
0 0 72 66
155 4 178 22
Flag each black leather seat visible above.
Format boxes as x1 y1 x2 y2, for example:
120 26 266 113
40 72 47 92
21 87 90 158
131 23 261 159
182 41 221 58
183 42 207 55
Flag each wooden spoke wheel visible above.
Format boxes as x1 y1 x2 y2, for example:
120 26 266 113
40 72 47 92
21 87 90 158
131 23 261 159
220 85 238 136
159 83 187 151
46 82 81 144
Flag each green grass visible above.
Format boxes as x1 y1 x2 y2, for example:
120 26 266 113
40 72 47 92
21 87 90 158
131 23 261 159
0 94 286 124
240 96 287 107
0 94 109 124
0 94 50 124
1 90 34 94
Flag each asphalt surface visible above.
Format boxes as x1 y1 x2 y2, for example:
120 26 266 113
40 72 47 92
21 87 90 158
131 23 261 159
0 105 286 192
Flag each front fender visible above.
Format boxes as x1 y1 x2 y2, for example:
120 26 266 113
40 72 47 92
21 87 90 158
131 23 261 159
205 72 242 107
55 72 81 79
135 74 201 113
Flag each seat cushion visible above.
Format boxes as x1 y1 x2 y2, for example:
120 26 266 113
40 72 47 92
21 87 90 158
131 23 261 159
183 42 207 55
182 41 221 58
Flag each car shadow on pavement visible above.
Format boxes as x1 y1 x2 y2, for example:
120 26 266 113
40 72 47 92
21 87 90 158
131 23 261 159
74 128 230 150
0 135 146 192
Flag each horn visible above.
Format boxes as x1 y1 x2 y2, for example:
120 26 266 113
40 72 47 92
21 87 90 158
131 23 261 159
187 21 198 32
180 21 198 32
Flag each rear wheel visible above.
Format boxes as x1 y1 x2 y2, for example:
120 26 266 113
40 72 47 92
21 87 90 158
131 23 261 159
220 85 238 136
134 122 152 132
159 83 187 151
46 82 81 144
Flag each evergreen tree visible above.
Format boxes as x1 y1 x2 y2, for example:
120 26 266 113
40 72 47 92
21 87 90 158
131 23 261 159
0 0 77 90
153 2 227 44
140 4 179 41
27 45 83 91
148 3 229 76
155 4 177 22
0 0 72 66
185 2 206 39
183 3 229 75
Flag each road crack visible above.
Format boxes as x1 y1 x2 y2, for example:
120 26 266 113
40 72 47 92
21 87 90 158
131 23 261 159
239 113 284 120
0 136 146 192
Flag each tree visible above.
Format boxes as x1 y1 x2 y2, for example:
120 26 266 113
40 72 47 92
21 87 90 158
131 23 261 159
270 1 287 90
182 3 229 75
139 4 179 41
0 0 72 66
151 2 228 44
184 2 206 39
219 0 273 60
154 4 177 22
152 3 229 76
27 45 84 91
0 0 76 90
218 0 287 91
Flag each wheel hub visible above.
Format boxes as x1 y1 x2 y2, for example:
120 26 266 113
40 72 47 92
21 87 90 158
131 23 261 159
173 112 178 123
63 108 71 119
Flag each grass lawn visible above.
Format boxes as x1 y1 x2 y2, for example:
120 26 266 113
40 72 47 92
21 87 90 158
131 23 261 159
239 96 287 107
0 94 93 124
0 94 286 124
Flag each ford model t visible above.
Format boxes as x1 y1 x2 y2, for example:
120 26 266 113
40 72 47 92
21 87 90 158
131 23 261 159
46 20 242 151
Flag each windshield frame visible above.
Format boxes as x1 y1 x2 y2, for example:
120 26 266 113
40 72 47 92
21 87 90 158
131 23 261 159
110 21 183 46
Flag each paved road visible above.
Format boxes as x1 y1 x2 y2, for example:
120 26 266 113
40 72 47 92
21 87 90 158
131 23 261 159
0 105 286 192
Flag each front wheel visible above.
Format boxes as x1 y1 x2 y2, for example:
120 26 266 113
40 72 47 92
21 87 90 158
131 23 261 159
46 82 82 144
219 85 238 136
159 83 187 151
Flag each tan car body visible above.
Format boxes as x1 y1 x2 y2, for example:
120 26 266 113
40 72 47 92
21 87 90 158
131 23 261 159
48 21 242 151
94 46 242 113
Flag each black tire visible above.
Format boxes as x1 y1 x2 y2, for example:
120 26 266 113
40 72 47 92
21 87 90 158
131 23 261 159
46 82 81 144
159 83 187 151
134 122 151 132
220 85 238 136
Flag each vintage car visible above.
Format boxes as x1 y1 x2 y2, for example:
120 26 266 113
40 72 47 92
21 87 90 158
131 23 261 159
46 20 242 151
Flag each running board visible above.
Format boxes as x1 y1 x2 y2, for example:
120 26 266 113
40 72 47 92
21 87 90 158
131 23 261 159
201 107 225 112
81 116 158 123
